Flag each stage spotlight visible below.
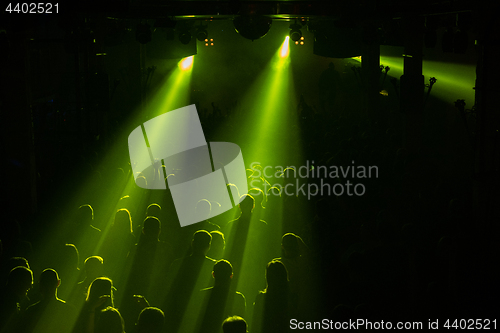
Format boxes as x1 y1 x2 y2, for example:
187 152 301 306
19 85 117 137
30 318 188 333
196 26 208 42
233 15 272 41
179 31 192 44
280 36 290 58
289 21 302 42
135 22 152 44
178 56 194 71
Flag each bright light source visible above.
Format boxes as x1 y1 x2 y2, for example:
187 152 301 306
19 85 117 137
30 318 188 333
295 41 299 45
300 37 304 40
210 43 214 46
205 43 208 46
178 56 194 71
280 36 290 58
300 41 304 45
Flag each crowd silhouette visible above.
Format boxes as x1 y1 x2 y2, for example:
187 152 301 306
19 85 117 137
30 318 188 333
0 61 495 332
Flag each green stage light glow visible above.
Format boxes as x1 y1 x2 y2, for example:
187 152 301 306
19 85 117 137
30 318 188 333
145 58 194 119
280 36 290 58
354 55 475 104
213 36 304 311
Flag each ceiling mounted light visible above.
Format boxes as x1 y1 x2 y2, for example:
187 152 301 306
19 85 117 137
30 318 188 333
233 15 272 41
176 21 194 45
289 20 302 42
179 31 191 44
195 24 208 42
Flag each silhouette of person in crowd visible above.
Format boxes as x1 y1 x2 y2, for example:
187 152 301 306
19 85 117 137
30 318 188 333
222 316 248 333
0 257 30 289
190 259 246 333
252 260 294 333
126 216 172 301
180 200 221 255
95 306 125 333
46 243 81 302
0 266 33 332
74 256 104 304
73 277 113 333
101 209 135 284
19 268 77 333
224 194 267 306
135 307 165 333
273 233 309 304
207 231 225 260
67 204 101 265
163 230 216 333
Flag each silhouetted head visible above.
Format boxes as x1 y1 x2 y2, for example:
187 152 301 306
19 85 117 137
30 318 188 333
146 203 161 219
7 257 30 270
212 259 233 284
195 199 212 221
328 62 335 69
266 186 282 208
50 244 79 275
281 233 300 258
249 188 266 210
191 230 212 256
84 256 104 279
96 307 124 333
222 316 247 333
113 209 133 234
39 268 60 297
208 231 225 260
76 204 94 226
136 307 165 333
142 216 161 240
118 195 131 210
7 266 33 297
87 277 114 309
227 184 241 201
238 194 255 215
136 176 147 188
265 260 288 293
